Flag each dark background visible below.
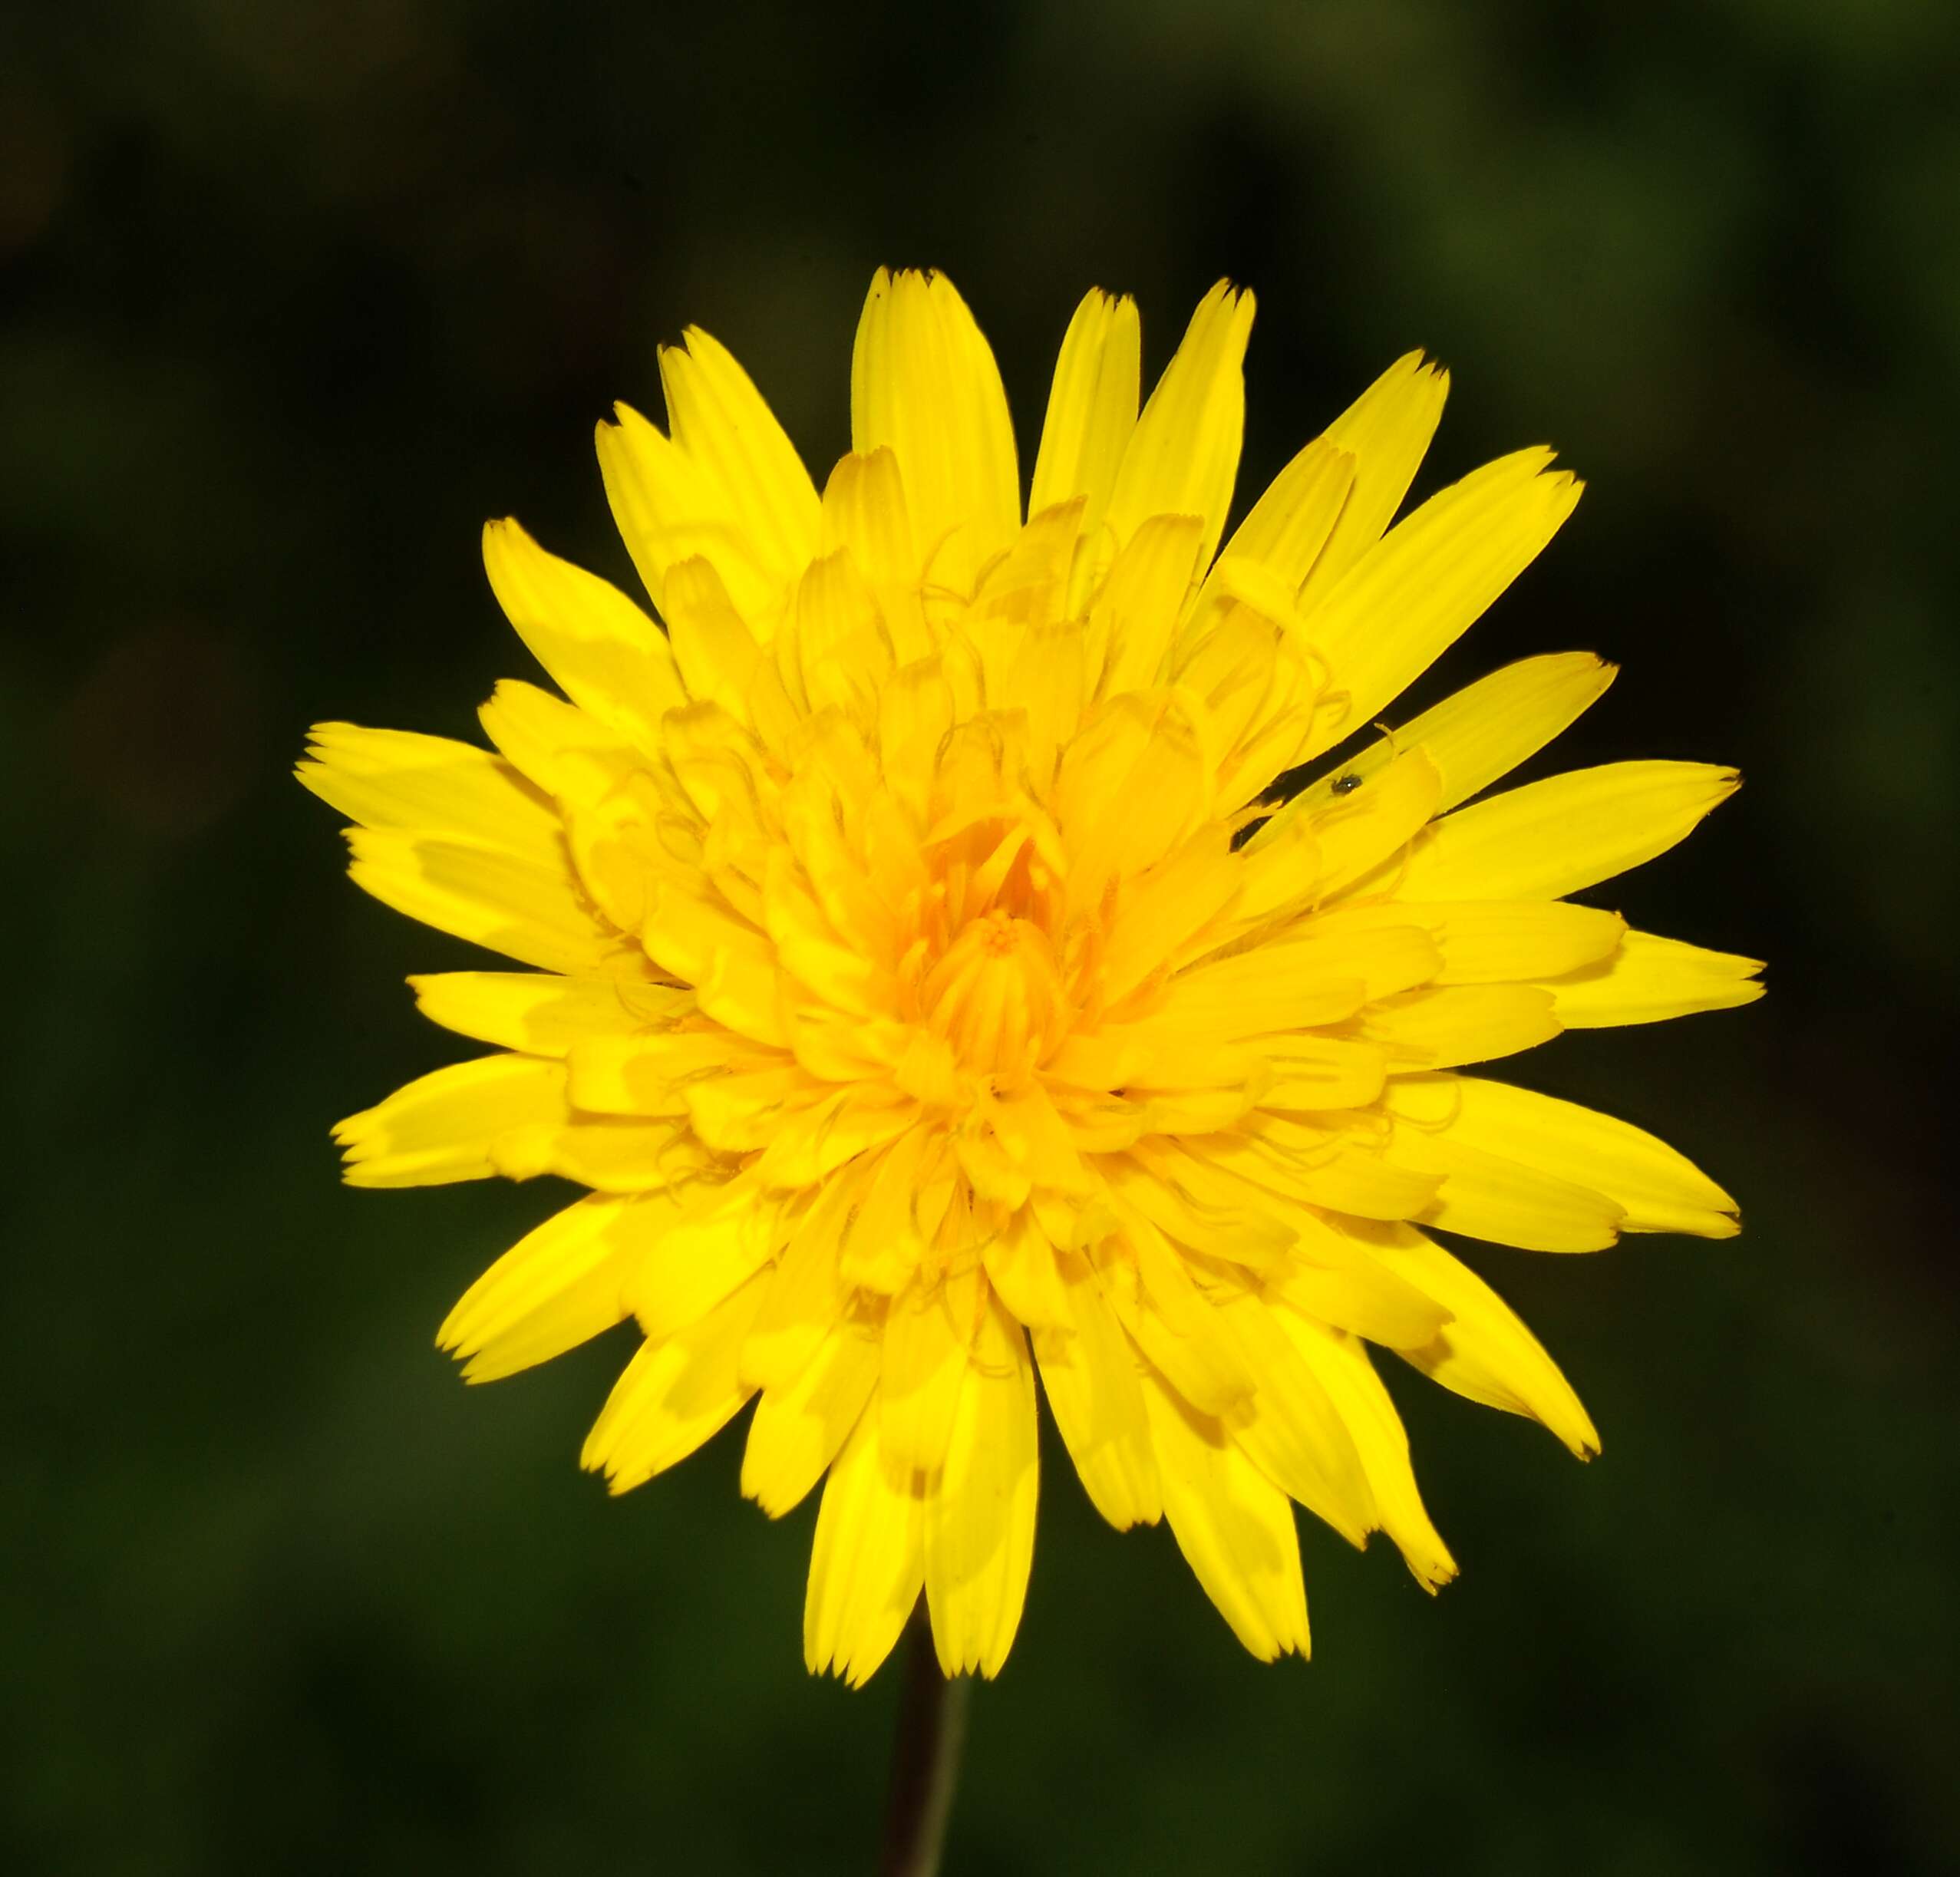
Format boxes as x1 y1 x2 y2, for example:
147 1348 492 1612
5 2 1956 1872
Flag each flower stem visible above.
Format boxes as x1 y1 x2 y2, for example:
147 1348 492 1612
879 1602 968 1877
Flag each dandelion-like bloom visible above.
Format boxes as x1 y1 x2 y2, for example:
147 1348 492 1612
302 271 1762 1683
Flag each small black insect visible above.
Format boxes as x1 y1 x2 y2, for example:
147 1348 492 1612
1329 772 1362 797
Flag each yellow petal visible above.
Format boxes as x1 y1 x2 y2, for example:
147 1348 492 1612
924 1294 1040 1677
973 498 1083 650
850 268 1019 595
661 556 764 721
409 971 679 1055
1209 918 1442 1007
299 724 559 851
1149 944 1369 1039
476 678 638 800
595 399 787 625
780 546 894 718
1302 450 1582 755
345 827 629 975
739 1171 860 1390
762 853 892 1021
1034 1251 1161 1530
1272 1309 1457 1590
646 694 767 843
1417 1162 1622 1252
518 1117 712 1194
566 1028 768 1119
1202 1122 1443 1222
642 880 787 1047
1295 652 1617 816
1389 1073 1741 1237
874 657 957 829
1169 584 1325 810
1108 1153 1292 1277
1053 694 1209 906
780 774 903 963
803 1390 926 1686
742 1324 881 1518
1302 747 1443 901
1138 1361 1310 1661
622 1170 791 1342
986 1086 1091 1199
1096 828 1241 1008
482 518 685 750
1104 280 1256 571
1211 1291 1376 1547
1030 287 1140 560
1382 1086 1625 1252
334 1054 568 1187
1348 1219 1601 1456
1091 514 1206 698
686 1061 828 1152
1397 901 1625 985
438 1191 655 1383
838 1128 939 1292
655 325 820 581
1149 1152 1450 1346
1538 929 1766 1027
1137 1085 1264 1136
1395 762 1741 901
882 1276 974 1476
1295 349 1450 609
1214 436 1355 595
819 448 930 658
1262 1203 1454 1351
1088 1031 1263 1099
1003 617 1090 779
579 1267 771 1493
982 1207 1073 1330
753 1087 917 1188
1358 984 1562 1070
1259 1034 1392 1110
1113 1217 1257 1414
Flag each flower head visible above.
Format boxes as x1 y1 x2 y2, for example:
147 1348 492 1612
302 270 1762 1683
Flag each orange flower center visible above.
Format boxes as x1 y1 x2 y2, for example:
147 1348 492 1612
919 911 1072 1084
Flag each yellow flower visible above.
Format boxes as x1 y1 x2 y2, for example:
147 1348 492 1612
302 269 1762 1684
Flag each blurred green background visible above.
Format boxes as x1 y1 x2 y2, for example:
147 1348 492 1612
5 1 1957 1871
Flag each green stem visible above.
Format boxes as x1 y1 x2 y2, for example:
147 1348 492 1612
879 1602 969 1877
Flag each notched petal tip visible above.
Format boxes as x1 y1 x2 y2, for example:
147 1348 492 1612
434 1285 486 1356
737 1475 797 1522
803 1638 887 1690
1384 346 1451 394
1201 274 1257 312
480 513 523 567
